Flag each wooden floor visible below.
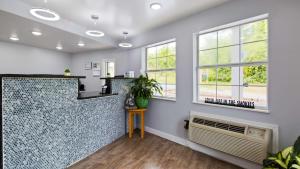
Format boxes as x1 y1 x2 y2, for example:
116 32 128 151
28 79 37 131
68 131 242 169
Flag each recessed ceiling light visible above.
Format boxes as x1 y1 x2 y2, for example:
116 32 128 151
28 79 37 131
30 8 60 21
9 34 19 41
150 3 162 10
86 30 104 37
118 43 133 48
78 41 85 47
32 30 42 36
56 43 63 50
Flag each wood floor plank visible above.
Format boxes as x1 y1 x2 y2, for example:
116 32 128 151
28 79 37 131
68 131 242 169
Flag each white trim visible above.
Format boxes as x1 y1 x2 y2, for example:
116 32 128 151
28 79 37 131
145 126 262 169
190 110 279 153
140 47 146 74
145 38 176 48
193 33 198 102
152 96 176 102
193 102 270 114
198 13 269 35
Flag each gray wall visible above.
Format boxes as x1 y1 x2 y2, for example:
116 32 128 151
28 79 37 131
0 41 71 74
71 49 132 91
128 0 300 149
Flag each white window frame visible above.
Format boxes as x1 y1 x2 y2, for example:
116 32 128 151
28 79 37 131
192 14 269 113
141 38 177 101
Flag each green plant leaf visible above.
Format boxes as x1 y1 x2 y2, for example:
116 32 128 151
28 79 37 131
296 156 300 165
293 137 300 158
291 164 300 169
274 159 287 169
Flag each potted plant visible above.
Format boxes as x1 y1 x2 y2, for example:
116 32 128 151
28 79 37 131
64 69 71 76
130 74 162 108
263 136 300 169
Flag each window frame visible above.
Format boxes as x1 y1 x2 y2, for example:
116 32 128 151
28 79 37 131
142 38 177 101
193 14 269 112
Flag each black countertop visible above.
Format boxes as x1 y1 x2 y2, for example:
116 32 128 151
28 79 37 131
77 91 118 100
100 77 135 80
0 74 86 79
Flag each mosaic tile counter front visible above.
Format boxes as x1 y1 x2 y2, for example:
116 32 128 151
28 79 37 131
2 77 131 169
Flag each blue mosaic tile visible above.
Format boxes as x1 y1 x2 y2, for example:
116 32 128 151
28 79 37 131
2 77 130 169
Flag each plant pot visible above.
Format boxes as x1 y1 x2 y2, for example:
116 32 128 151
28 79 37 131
64 72 71 76
135 97 149 108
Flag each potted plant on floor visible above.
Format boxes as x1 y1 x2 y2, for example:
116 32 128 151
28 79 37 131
130 74 162 108
263 136 300 169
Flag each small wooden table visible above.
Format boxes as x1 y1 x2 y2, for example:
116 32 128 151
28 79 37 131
127 108 146 139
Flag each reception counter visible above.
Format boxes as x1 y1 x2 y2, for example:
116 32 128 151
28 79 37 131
0 74 132 169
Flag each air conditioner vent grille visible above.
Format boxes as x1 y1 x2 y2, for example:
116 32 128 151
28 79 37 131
192 117 246 134
192 118 204 124
228 125 245 134
215 122 230 130
204 120 216 127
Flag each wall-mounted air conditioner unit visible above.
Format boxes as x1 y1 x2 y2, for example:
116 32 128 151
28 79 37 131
188 113 272 164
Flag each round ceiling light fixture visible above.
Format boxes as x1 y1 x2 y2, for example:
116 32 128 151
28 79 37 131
150 2 162 10
86 30 104 37
118 32 133 48
77 41 85 47
32 30 42 36
56 43 63 50
118 42 133 48
30 8 60 21
9 34 19 41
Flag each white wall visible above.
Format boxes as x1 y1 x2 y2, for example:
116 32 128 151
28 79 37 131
0 41 71 74
128 0 300 150
71 49 131 91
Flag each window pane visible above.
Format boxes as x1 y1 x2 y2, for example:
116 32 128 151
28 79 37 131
199 68 216 85
199 49 217 66
217 67 239 85
198 85 216 101
147 47 156 59
107 62 115 77
147 58 156 70
156 71 166 84
218 45 239 64
166 71 176 84
217 85 239 100
168 42 176 55
166 55 176 69
147 72 156 80
240 86 267 108
157 45 168 57
241 41 267 63
218 27 239 47
156 84 166 97
157 57 167 70
166 84 176 98
241 19 268 43
199 32 217 50
155 72 166 97
241 65 267 86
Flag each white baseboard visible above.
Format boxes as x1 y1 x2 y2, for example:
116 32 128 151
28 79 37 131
145 126 261 169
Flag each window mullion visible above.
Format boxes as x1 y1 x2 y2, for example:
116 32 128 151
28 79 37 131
216 31 219 100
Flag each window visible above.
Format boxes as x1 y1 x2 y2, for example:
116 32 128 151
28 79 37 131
194 15 268 110
145 40 176 99
105 61 115 77
102 60 115 77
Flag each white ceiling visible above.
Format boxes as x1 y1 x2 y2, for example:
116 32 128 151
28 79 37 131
0 10 111 53
0 0 230 53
